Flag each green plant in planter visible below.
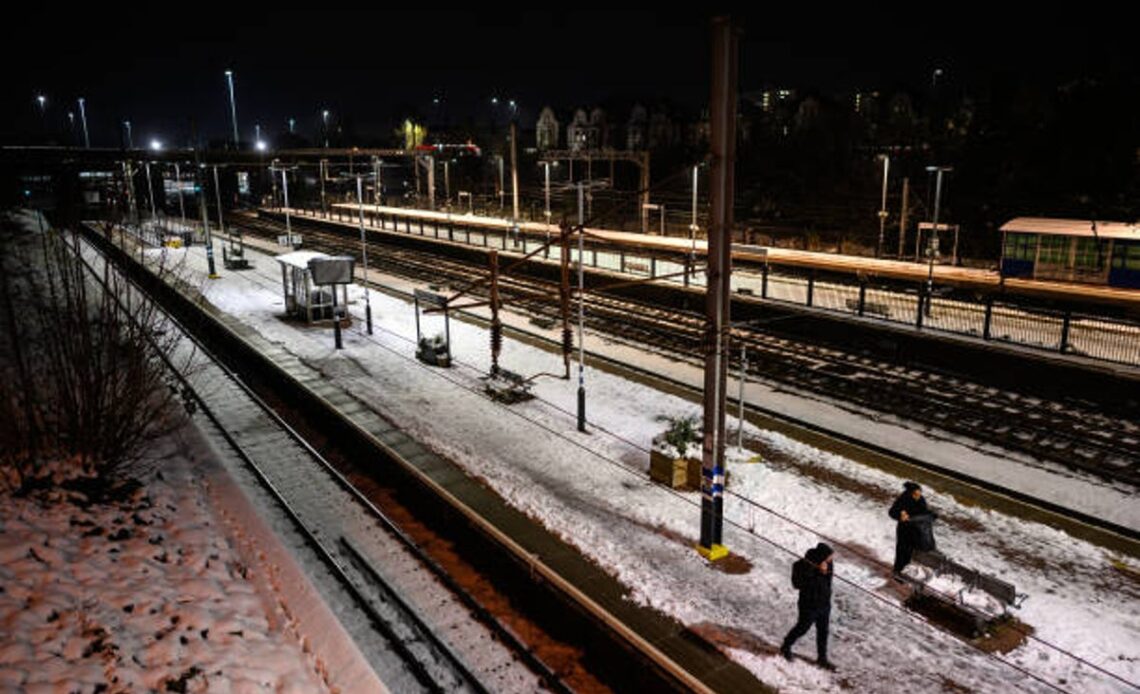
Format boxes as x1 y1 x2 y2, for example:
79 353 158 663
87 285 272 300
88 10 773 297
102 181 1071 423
659 415 701 459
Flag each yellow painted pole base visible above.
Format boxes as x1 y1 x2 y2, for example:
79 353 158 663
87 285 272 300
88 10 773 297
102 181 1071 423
696 543 730 561
208 274 221 280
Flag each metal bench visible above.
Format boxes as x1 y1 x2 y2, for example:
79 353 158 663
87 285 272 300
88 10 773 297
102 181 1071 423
904 550 1027 636
483 368 534 404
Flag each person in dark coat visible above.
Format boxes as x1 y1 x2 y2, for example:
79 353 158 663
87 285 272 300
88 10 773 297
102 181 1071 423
780 542 836 670
889 481 935 577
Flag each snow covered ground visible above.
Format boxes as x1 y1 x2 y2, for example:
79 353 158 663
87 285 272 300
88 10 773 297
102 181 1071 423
0 422 334 693
137 236 1139 692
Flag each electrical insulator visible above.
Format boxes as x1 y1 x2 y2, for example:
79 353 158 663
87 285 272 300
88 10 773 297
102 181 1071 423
491 320 502 354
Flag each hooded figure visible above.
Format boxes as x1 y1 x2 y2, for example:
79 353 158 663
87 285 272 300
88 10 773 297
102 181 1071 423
780 542 836 670
889 481 936 575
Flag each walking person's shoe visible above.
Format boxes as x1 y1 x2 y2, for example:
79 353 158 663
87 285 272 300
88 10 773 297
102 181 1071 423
817 659 837 671
780 644 794 662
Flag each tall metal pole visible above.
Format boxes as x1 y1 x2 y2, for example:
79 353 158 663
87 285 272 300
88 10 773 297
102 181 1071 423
737 343 747 452
544 161 552 254
876 154 890 258
212 165 226 241
144 162 157 221
699 16 738 562
426 155 436 210
897 176 909 259
443 160 451 207
174 163 186 230
123 160 138 227
373 157 382 206
356 176 373 335
577 182 586 433
197 164 218 278
225 71 239 147
543 162 552 223
319 159 328 215
925 166 950 316
690 164 699 253
77 97 90 148
498 156 505 212
510 121 520 224
281 168 292 239
124 120 133 150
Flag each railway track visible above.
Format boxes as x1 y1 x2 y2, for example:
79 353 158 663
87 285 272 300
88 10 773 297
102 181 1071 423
232 211 1140 489
76 235 571 693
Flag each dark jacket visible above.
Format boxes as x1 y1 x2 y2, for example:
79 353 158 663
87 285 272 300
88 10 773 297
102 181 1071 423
791 544 833 610
889 485 937 550
888 488 932 524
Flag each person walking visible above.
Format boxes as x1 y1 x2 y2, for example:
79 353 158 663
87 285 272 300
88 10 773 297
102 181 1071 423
780 542 836 670
889 481 935 578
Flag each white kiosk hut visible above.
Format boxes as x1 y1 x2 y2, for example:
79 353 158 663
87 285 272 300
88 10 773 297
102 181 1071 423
276 250 350 323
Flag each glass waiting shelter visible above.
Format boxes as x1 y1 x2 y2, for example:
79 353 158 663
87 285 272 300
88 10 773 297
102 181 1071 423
276 250 349 323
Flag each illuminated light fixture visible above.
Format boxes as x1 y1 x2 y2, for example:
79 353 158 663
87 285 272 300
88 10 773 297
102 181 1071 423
256 140 267 152
150 139 162 151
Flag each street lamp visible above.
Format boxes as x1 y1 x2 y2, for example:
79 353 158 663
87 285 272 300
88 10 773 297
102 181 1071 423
35 94 46 134
225 70 239 148
123 121 133 150
322 109 330 148
576 182 586 432
876 154 890 258
256 140 267 152
356 176 373 335
173 163 186 229
77 97 90 148
923 165 952 317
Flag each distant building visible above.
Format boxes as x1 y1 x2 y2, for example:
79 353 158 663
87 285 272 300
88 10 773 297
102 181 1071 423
626 105 648 150
567 109 590 151
648 110 679 149
588 107 608 148
536 107 560 150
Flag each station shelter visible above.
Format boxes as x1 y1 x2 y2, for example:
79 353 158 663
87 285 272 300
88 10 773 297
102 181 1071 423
276 250 350 323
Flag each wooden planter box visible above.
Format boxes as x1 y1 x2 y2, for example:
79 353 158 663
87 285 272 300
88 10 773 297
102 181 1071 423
650 450 697 489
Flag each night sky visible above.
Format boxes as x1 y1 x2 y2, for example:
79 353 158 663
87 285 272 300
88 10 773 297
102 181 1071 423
3 11 1134 147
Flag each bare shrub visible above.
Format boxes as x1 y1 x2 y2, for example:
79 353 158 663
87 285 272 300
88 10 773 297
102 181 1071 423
0 212 193 499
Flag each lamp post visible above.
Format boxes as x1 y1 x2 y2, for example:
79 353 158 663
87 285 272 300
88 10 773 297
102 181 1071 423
322 109 330 148
924 165 952 317
876 154 890 258
174 163 186 230
35 95 46 138
373 157 382 206
77 97 90 148
212 165 226 242
576 181 586 433
144 161 157 222
123 121 133 150
356 176 373 334
225 70 239 148
690 164 700 252
197 164 218 279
